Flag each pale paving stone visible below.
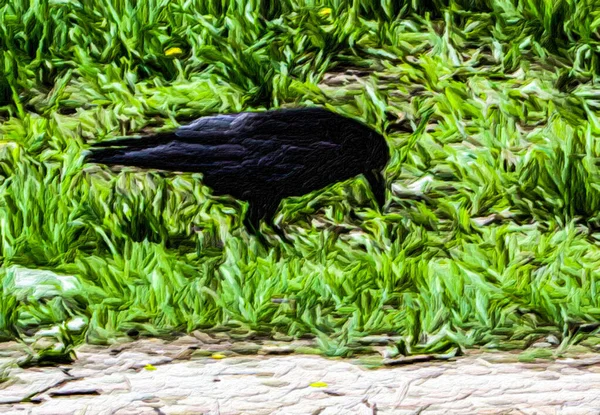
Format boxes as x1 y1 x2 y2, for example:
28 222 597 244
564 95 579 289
1 344 600 414
0 367 69 405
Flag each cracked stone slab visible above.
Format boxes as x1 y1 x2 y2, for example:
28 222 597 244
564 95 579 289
1 342 600 414
0 367 70 405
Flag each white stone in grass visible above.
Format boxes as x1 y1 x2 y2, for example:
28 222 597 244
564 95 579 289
391 175 434 199
5 266 82 301
520 79 554 100
66 317 87 333
35 326 62 338
531 342 553 349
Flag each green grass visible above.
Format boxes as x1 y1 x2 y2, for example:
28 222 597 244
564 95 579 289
1 0 600 359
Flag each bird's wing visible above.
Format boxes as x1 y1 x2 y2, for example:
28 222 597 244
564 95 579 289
173 107 370 147
228 108 364 146
85 112 247 166
89 112 243 150
89 107 365 151
85 108 357 182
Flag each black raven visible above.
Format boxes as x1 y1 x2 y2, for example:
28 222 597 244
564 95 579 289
85 107 390 241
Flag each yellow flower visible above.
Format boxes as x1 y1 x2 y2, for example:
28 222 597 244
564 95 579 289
318 7 332 17
165 47 183 57
310 381 328 388
211 352 226 359
144 364 157 371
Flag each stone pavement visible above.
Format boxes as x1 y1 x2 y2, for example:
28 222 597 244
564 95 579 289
1 336 600 414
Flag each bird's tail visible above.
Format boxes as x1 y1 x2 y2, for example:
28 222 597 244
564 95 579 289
82 147 125 165
83 132 175 165
88 136 144 148
88 132 175 149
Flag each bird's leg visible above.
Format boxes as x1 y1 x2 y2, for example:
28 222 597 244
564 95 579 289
364 169 387 213
243 198 292 247
262 201 294 246
243 200 266 243
243 202 260 235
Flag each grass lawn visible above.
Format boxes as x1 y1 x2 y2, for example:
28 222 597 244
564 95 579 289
2 0 600 365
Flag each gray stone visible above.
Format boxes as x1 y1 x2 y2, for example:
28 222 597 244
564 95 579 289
531 342 553 348
231 343 262 355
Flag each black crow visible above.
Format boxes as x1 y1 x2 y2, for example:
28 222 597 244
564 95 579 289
85 107 390 241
